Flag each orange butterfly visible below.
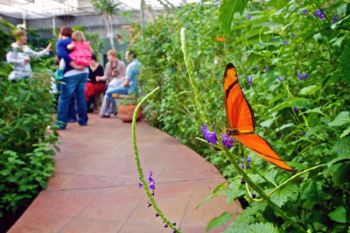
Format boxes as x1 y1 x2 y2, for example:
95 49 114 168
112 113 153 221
224 63 293 171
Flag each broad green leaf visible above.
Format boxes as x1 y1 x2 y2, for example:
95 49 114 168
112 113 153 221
329 111 350 127
206 211 233 232
333 137 350 155
340 127 350 138
270 183 298 207
224 202 268 233
219 0 249 31
329 207 347 223
299 85 320 96
245 222 279 233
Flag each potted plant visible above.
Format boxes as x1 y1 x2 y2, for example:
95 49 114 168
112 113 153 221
117 94 142 122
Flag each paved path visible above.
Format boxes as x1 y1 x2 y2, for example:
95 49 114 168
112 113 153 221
9 114 241 233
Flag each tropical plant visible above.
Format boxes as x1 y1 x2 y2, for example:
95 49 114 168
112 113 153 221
91 0 121 50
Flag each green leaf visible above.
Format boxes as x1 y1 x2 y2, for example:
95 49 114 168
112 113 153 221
219 0 249 31
270 183 298 207
329 207 347 223
206 211 233 232
299 85 320 96
341 127 350 138
245 222 279 233
333 137 350 155
272 97 311 112
329 111 350 127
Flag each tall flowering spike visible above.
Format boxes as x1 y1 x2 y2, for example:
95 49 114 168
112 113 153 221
314 9 325 20
222 134 234 149
248 75 253 85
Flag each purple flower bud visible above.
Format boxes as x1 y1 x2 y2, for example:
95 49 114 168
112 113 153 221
222 134 234 148
164 224 168 228
332 15 339 24
271 37 276 41
277 76 283 82
303 73 309 80
302 9 308 15
314 9 325 20
283 40 289 45
252 193 256 198
240 179 246 184
201 124 208 137
138 181 143 189
298 72 304 80
301 131 306 136
156 213 160 217
264 66 270 72
293 107 299 112
247 156 252 163
246 15 252 20
149 180 155 191
248 75 253 85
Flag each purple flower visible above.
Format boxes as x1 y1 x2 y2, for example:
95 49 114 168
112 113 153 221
264 66 270 72
293 107 299 112
283 40 289 45
248 75 253 85
246 15 252 20
332 15 339 24
271 37 276 42
201 124 208 136
277 76 283 82
149 180 155 191
201 124 218 145
302 9 308 15
240 156 252 169
298 72 309 80
138 181 143 189
301 131 306 136
222 134 234 149
314 9 325 20
205 131 218 145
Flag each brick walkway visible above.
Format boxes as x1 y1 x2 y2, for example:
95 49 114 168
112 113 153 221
9 114 241 233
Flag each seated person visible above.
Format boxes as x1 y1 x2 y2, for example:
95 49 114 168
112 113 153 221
99 50 141 118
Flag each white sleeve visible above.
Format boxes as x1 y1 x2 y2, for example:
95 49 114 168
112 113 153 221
26 46 48 58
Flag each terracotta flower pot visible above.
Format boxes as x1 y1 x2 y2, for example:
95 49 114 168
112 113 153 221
118 104 142 123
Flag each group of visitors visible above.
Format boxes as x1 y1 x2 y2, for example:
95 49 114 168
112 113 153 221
6 25 141 130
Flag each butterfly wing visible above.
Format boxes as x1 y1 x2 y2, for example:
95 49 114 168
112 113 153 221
224 63 254 133
224 63 293 171
234 134 293 171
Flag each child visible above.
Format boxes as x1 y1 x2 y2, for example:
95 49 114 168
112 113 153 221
67 31 93 67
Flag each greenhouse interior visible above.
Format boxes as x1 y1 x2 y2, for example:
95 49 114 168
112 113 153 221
0 0 349 233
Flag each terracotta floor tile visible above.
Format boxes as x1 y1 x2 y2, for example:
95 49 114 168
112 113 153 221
59 217 121 233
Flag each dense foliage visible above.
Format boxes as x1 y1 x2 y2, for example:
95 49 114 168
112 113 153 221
0 19 57 224
135 0 350 232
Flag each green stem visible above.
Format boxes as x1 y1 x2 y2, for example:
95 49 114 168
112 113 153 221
267 163 327 197
132 87 182 233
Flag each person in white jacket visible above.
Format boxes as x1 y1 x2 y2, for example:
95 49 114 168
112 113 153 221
6 28 51 82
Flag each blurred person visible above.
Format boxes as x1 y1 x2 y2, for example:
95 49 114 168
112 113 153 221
6 29 51 82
